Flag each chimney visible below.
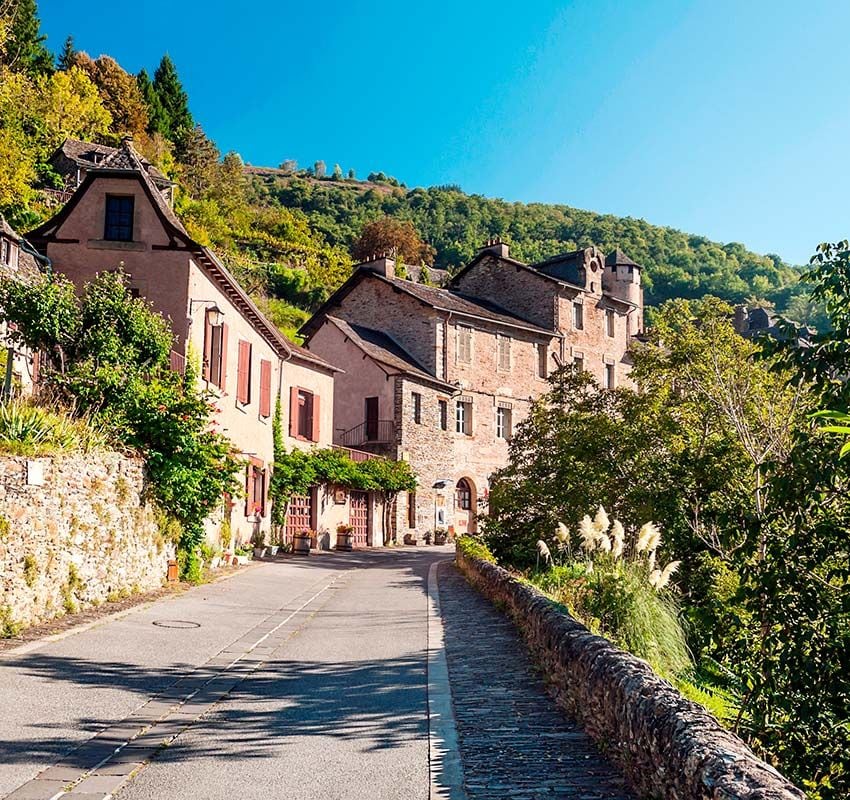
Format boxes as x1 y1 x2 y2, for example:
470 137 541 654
479 236 510 259
360 252 396 280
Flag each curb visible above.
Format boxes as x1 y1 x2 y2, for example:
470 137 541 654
427 560 467 800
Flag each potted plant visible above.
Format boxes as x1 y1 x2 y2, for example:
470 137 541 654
336 523 354 551
267 529 281 557
252 531 267 559
423 530 432 545
434 528 448 545
293 529 312 556
233 545 252 565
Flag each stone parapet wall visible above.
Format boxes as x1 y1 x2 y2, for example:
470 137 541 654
455 549 804 800
0 453 169 631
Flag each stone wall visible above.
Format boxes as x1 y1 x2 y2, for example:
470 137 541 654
0 453 169 631
455 549 804 800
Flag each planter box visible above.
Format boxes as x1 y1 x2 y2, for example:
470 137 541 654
253 547 267 559
267 545 280 557
292 534 311 556
336 532 353 552
234 554 250 565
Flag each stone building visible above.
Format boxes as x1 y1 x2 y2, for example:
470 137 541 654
26 138 387 550
301 240 643 539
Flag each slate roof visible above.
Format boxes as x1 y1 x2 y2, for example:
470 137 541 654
605 249 640 268
0 216 45 283
56 138 174 187
94 140 188 235
324 317 452 388
380 274 557 335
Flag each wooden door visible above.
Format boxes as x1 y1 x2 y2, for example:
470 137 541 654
285 493 313 543
350 491 369 547
365 397 379 440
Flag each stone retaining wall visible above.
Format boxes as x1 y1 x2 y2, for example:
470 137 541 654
0 453 169 632
455 549 804 800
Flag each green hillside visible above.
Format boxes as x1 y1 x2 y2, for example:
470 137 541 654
248 169 806 311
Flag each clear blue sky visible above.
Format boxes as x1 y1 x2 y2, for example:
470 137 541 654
40 0 850 265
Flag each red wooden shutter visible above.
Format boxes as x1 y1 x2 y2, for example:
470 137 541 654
289 386 299 437
202 314 212 381
261 468 268 516
236 341 251 404
219 324 229 390
259 359 271 417
311 393 321 442
244 463 252 516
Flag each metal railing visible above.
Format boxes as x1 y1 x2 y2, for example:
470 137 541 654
338 419 395 448
332 444 382 462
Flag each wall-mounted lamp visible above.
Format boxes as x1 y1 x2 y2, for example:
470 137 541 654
189 299 225 327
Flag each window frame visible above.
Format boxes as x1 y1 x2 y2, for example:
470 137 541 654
103 195 135 242
604 363 616 390
573 300 584 331
297 388 315 440
407 491 416 529
456 324 473 364
496 333 511 371
606 308 616 338
1 239 9 265
455 398 472 435
412 391 422 424
537 343 548 379
456 479 472 511
438 399 448 431
496 406 512 440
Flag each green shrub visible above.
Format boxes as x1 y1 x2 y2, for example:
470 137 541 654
456 536 496 564
22 553 38 587
0 605 20 639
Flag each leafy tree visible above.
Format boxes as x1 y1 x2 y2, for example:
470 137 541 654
347 168 356 180
278 159 297 173
313 160 326 179
70 53 148 138
332 163 343 180
352 216 435 265
152 53 192 139
35 66 112 144
3 0 52 75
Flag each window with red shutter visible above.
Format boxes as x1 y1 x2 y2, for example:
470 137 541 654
236 340 252 404
259 359 272 418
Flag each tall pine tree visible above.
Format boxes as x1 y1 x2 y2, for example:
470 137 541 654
5 0 53 75
137 68 168 136
57 35 75 70
152 54 192 140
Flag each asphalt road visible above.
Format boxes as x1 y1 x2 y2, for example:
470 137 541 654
1 548 448 800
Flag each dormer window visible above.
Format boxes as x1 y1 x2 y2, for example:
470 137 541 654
104 195 134 242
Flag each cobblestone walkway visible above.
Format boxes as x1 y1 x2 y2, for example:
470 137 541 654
438 562 634 800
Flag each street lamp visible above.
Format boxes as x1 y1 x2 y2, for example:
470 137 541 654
189 300 224 327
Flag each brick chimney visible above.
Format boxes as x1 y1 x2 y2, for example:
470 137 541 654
360 252 396 279
478 236 510 259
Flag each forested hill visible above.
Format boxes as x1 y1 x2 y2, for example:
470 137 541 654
246 169 807 311
0 0 818 339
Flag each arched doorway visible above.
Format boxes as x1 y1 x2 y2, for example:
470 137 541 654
455 477 478 535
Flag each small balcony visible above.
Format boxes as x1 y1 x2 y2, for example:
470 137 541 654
337 419 395 449
332 444 382 462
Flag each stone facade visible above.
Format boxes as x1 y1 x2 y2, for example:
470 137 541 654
456 548 804 800
0 453 168 631
302 242 643 538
